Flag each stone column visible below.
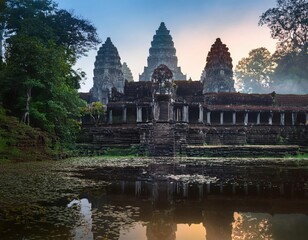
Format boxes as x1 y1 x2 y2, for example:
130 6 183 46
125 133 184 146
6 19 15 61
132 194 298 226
257 112 260 125
108 109 113 124
220 112 224 125
292 112 297 125
306 113 308 125
232 112 236 125
198 104 204 123
183 105 189 122
153 103 159 121
175 108 179 121
122 106 127 123
280 112 285 126
168 103 173 121
244 112 248 126
269 112 273 125
177 108 181 121
137 106 142 123
207 111 211 124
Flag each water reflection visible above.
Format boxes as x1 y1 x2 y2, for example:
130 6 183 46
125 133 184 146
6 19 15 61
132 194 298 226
56 160 308 239
68 176 308 240
68 199 93 240
0 158 307 239
70 191 308 240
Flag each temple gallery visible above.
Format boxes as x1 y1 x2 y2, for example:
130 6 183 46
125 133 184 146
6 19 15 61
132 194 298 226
79 22 308 156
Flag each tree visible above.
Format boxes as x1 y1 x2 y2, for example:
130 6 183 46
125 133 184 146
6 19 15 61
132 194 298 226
259 0 308 53
0 0 100 145
259 0 308 94
81 102 106 126
271 48 308 93
235 48 276 93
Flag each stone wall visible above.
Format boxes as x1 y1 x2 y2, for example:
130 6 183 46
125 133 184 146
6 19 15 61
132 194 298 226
186 145 300 157
78 123 307 156
187 125 308 146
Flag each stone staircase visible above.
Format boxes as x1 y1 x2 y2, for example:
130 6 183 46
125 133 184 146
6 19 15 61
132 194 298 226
149 122 175 156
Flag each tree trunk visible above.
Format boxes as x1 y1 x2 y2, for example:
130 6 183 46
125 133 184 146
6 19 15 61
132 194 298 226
0 23 4 62
22 87 31 125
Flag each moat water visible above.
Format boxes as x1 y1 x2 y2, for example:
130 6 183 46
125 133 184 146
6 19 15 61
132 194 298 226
0 157 307 239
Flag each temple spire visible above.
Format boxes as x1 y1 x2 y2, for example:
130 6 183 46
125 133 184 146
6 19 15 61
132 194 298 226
139 22 186 81
90 37 124 104
122 62 134 82
202 38 235 93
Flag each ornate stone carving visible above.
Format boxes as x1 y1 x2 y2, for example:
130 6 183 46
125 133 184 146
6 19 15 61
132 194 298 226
90 37 124 104
151 64 174 95
139 22 186 81
202 38 235 93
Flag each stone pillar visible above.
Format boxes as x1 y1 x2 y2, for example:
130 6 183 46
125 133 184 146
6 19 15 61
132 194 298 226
257 112 260 125
175 108 179 121
207 111 211 124
168 103 173 121
269 112 273 125
153 103 159 121
306 113 308 125
183 105 189 122
122 106 127 123
244 112 248 126
178 108 182 121
108 109 113 124
137 106 142 123
220 112 224 125
232 112 236 125
198 104 204 123
280 112 285 126
292 112 297 125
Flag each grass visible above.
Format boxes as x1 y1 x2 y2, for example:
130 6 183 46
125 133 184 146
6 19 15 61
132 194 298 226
0 106 53 161
285 152 308 159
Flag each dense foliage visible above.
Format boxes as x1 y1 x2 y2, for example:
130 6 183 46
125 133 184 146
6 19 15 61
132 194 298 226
235 48 276 93
0 0 100 147
259 0 307 53
260 0 308 94
236 0 307 93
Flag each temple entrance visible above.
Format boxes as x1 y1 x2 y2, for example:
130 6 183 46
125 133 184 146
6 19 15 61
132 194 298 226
159 102 169 121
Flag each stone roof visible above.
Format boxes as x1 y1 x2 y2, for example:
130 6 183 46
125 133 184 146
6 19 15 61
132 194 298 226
79 92 91 102
204 92 274 106
122 81 153 102
275 94 308 106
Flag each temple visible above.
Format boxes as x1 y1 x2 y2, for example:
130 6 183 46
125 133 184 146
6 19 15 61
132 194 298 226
202 38 235 93
90 37 124 104
139 22 186 81
81 24 308 157
122 62 134 82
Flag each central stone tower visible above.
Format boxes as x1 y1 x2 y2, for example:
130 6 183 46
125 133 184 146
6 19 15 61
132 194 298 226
139 22 186 81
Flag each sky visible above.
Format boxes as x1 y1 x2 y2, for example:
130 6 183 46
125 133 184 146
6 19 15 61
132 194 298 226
55 0 278 92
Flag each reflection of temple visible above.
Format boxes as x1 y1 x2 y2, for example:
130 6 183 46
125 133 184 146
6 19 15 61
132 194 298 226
80 22 308 156
85 184 234 240
79 177 308 240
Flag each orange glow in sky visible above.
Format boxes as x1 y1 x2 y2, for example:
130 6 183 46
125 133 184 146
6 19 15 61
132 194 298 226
56 0 277 92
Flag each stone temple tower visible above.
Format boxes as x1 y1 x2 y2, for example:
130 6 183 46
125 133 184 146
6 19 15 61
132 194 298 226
90 37 124 104
122 62 134 82
139 22 186 81
202 38 235 93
